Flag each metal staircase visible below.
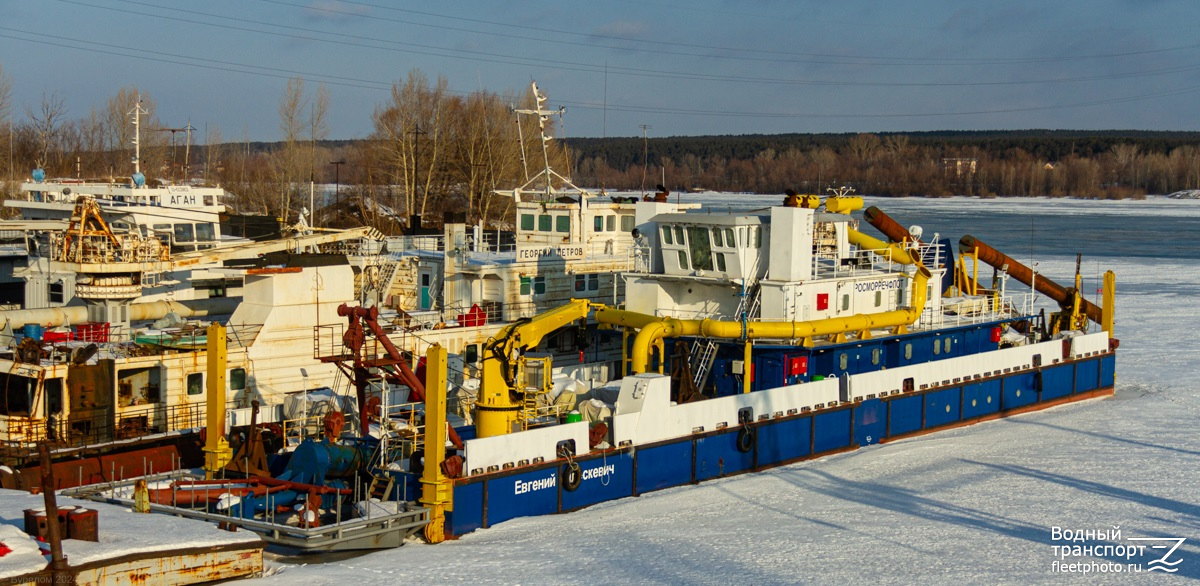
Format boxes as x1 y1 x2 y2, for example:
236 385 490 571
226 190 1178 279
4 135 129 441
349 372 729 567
689 283 761 391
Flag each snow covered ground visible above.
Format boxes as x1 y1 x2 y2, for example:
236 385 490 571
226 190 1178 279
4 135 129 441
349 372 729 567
245 197 1199 584
0 490 261 580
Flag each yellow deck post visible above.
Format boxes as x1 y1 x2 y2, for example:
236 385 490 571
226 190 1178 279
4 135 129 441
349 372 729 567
203 322 231 479
1102 271 1116 337
420 344 452 543
743 340 753 394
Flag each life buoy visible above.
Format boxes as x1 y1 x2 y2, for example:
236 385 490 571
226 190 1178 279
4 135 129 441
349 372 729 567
736 426 755 453
562 461 581 492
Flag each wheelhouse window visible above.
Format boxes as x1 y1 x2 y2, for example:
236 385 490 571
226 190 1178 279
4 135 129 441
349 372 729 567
686 226 713 270
620 215 634 232
661 225 673 245
538 215 552 232
594 216 604 232
520 214 535 230
174 223 195 243
555 215 570 233
196 223 216 242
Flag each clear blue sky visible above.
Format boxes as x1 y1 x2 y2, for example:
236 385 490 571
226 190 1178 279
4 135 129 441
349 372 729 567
2 0 1198 141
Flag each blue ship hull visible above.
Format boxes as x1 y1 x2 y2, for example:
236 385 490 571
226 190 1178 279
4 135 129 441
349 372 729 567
444 351 1114 537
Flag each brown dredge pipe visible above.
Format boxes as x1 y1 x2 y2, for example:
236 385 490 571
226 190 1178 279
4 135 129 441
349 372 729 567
864 206 920 245
958 235 1102 324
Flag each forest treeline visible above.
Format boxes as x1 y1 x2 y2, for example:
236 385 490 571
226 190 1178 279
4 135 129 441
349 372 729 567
3 62 1199 234
568 130 1200 198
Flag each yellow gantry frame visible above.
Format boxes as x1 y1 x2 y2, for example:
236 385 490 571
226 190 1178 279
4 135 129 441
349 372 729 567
420 344 452 543
203 322 232 479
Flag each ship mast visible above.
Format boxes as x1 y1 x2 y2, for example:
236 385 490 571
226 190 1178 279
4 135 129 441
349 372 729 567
129 96 149 181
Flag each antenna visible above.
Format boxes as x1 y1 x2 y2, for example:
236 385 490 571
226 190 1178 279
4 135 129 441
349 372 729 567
639 124 651 196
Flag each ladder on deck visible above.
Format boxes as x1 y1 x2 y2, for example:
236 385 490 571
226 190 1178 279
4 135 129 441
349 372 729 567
367 473 395 501
689 283 760 391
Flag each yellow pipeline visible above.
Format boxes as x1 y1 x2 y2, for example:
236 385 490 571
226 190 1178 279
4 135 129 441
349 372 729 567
846 229 919 265
596 232 931 374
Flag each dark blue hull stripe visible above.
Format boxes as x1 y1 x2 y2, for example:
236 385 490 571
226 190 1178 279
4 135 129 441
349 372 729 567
447 354 1116 536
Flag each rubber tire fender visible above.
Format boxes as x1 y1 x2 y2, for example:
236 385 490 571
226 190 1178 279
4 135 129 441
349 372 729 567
562 461 582 492
410 450 425 476
736 426 756 453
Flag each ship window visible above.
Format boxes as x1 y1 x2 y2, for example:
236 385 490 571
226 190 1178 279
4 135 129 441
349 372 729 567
606 215 616 231
533 276 546 295
686 226 713 270
677 250 689 270
196 223 216 242
521 214 535 230
204 195 214 206
875 291 882 307
738 227 745 247
725 228 735 247
556 215 570 233
538 215 552 232
187 373 204 396
841 294 850 311
48 282 64 304
520 276 531 296
44 379 62 416
943 338 952 354
621 215 634 232
712 228 724 247
464 344 478 364
661 225 673 245
1032 354 1042 367
933 339 941 355
174 223 195 243
674 226 684 244
838 353 848 371
229 368 246 391
153 224 172 244
0 374 33 416
575 274 586 292
594 216 604 232
716 253 727 272
871 348 881 365
904 343 913 360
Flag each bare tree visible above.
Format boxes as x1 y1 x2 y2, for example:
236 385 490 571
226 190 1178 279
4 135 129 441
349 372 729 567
0 63 13 193
275 77 308 218
25 92 68 172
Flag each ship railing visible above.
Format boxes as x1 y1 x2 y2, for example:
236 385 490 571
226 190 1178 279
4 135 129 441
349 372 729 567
385 233 637 263
0 402 209 450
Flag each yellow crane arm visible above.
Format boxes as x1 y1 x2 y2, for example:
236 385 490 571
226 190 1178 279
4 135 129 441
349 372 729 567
476 298 606 437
